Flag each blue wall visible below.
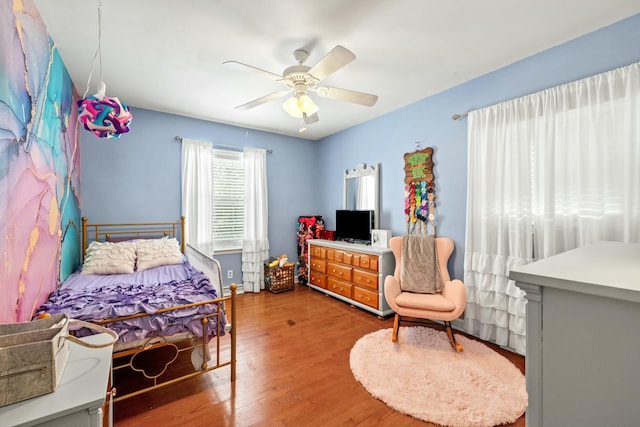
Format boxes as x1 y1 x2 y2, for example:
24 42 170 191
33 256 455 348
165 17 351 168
80 108 319 286
318 13 640 279
81 13 640 284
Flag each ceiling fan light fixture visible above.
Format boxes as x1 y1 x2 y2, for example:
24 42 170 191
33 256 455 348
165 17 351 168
298 94 318 114
283 96 303 118
283 93 319 119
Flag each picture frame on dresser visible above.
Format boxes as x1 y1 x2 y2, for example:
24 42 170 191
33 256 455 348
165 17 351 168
371 229 392 248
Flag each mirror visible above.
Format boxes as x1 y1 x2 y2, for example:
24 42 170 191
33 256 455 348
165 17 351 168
344 163 380 229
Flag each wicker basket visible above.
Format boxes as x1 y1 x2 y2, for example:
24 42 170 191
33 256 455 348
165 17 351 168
264 263 295 293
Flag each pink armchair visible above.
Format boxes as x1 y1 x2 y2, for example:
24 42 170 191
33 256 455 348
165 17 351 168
384 236 466 352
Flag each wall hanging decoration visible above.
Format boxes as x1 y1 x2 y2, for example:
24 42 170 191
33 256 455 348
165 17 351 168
77 0 132 139
403 145 436 235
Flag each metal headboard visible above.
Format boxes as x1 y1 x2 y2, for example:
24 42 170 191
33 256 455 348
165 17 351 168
81 216 186 260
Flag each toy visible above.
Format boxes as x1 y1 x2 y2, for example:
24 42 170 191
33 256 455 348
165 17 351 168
278 254 288 267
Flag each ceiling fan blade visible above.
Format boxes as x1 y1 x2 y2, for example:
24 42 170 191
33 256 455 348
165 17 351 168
223 60 282 81
315 86 378 107
235 90 290 111
307 46 356 81
303 112 319 124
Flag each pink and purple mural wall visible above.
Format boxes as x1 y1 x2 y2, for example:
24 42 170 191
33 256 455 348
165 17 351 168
1 0 81 323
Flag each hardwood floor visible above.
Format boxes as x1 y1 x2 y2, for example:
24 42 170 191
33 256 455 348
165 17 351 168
114 284 525 427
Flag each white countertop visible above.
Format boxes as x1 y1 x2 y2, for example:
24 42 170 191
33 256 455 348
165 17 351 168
308 239 392 255
509 241 640 303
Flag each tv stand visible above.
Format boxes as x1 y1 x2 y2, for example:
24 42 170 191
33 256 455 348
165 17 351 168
307 239 394 316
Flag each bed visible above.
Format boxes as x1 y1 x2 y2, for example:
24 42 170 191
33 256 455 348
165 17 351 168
35 217 236 402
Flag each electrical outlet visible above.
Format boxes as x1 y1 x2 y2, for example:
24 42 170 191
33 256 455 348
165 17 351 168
227 270 233 279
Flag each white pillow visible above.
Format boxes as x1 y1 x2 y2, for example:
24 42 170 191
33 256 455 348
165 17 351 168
82 241 137 275
135 238 183 272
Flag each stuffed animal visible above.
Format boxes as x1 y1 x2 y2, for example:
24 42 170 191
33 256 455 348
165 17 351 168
278 254 288 267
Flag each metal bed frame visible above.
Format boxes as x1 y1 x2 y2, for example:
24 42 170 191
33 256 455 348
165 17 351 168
81 217 236 402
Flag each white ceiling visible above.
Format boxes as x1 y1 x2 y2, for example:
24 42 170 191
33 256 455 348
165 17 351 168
35 1 640 141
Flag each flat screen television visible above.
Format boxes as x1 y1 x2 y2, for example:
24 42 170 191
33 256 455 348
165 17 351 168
335 209 374 244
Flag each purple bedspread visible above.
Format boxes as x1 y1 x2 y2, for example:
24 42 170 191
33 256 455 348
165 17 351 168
36 260 226 343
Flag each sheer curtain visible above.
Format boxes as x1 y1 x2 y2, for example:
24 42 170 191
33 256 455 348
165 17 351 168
242 147 269 292
464 62 640 355
181 138 212 246
356 175 375 209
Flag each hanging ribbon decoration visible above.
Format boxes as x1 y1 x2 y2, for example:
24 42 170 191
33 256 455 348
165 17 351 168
77 0 132 139
403 146 436 236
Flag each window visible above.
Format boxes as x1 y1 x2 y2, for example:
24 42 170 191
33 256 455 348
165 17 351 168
211 149 244 252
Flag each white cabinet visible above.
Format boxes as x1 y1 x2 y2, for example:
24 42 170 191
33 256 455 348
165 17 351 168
0 333 114 427
510 242 640 427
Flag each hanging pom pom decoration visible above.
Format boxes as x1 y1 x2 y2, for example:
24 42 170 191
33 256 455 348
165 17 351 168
77 1 132 139
77 82 132 139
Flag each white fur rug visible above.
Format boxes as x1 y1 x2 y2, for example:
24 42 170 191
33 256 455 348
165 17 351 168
349 327 527 427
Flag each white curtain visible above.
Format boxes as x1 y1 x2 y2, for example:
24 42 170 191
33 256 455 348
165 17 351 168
464 62 640 355
242 147 269 292
181 139 212 246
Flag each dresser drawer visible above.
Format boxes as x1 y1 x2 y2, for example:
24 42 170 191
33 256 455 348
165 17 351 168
311 246 326 259
310 258 326 273
326 249 335 261
334 250 353 265
359 254 379 271
353 269 378 290
327 262 352 281
309 272 327 289
353 286 379 309
327 277 353 298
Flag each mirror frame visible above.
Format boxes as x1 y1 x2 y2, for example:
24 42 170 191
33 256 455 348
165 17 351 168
343 163 380 229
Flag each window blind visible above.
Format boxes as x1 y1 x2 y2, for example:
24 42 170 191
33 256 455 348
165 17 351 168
211 149 244 251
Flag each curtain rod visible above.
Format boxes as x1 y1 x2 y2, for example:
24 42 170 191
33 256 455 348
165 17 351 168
174 136 273 153
451 112 469 120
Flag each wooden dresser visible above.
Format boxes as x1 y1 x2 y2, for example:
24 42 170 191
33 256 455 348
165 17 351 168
307 239 394 317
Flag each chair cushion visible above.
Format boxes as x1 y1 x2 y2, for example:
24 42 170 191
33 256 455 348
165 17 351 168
395 292 456 312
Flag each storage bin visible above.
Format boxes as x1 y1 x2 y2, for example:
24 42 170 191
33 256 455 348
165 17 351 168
0 313 70 406
264 263 295 293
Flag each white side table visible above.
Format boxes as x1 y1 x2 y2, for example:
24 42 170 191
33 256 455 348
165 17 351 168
0 333 114 427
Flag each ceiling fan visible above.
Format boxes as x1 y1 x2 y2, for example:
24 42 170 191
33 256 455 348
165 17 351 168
223 46 378 127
